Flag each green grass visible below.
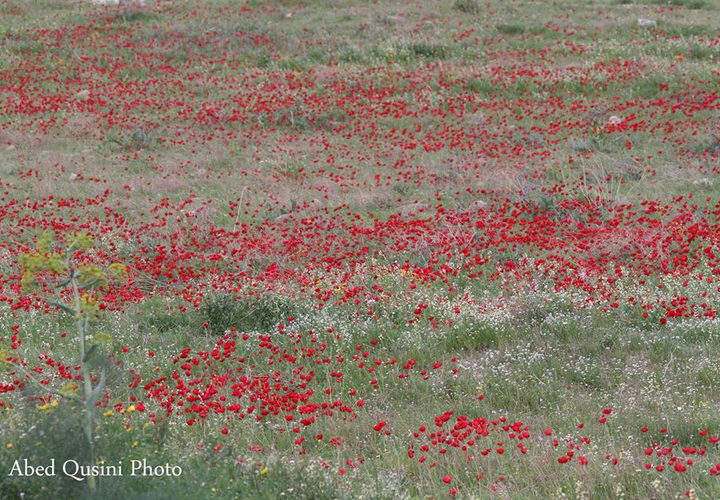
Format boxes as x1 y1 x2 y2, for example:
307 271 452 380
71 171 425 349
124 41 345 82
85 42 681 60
3 285 720 497
2 0 720 498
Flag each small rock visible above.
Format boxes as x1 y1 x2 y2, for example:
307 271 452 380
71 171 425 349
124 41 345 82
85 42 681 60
638 18 657 28
692 178 712 187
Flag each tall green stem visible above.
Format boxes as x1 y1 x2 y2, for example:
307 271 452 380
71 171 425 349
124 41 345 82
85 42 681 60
71 269 97 495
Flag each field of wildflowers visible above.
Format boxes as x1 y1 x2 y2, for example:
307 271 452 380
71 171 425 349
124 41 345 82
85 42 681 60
1 0 719 498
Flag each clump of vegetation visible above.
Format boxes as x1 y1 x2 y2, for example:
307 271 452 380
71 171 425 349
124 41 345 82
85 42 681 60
200 293 297 335
453 0 482 14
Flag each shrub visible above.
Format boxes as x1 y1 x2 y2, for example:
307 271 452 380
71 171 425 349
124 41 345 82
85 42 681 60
200 293 297 335
453 0 482 15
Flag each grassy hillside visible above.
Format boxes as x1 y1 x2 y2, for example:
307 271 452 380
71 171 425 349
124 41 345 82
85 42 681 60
1 0 719 498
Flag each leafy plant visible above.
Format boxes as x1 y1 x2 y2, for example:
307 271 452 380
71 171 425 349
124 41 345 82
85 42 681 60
7 231 127 495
